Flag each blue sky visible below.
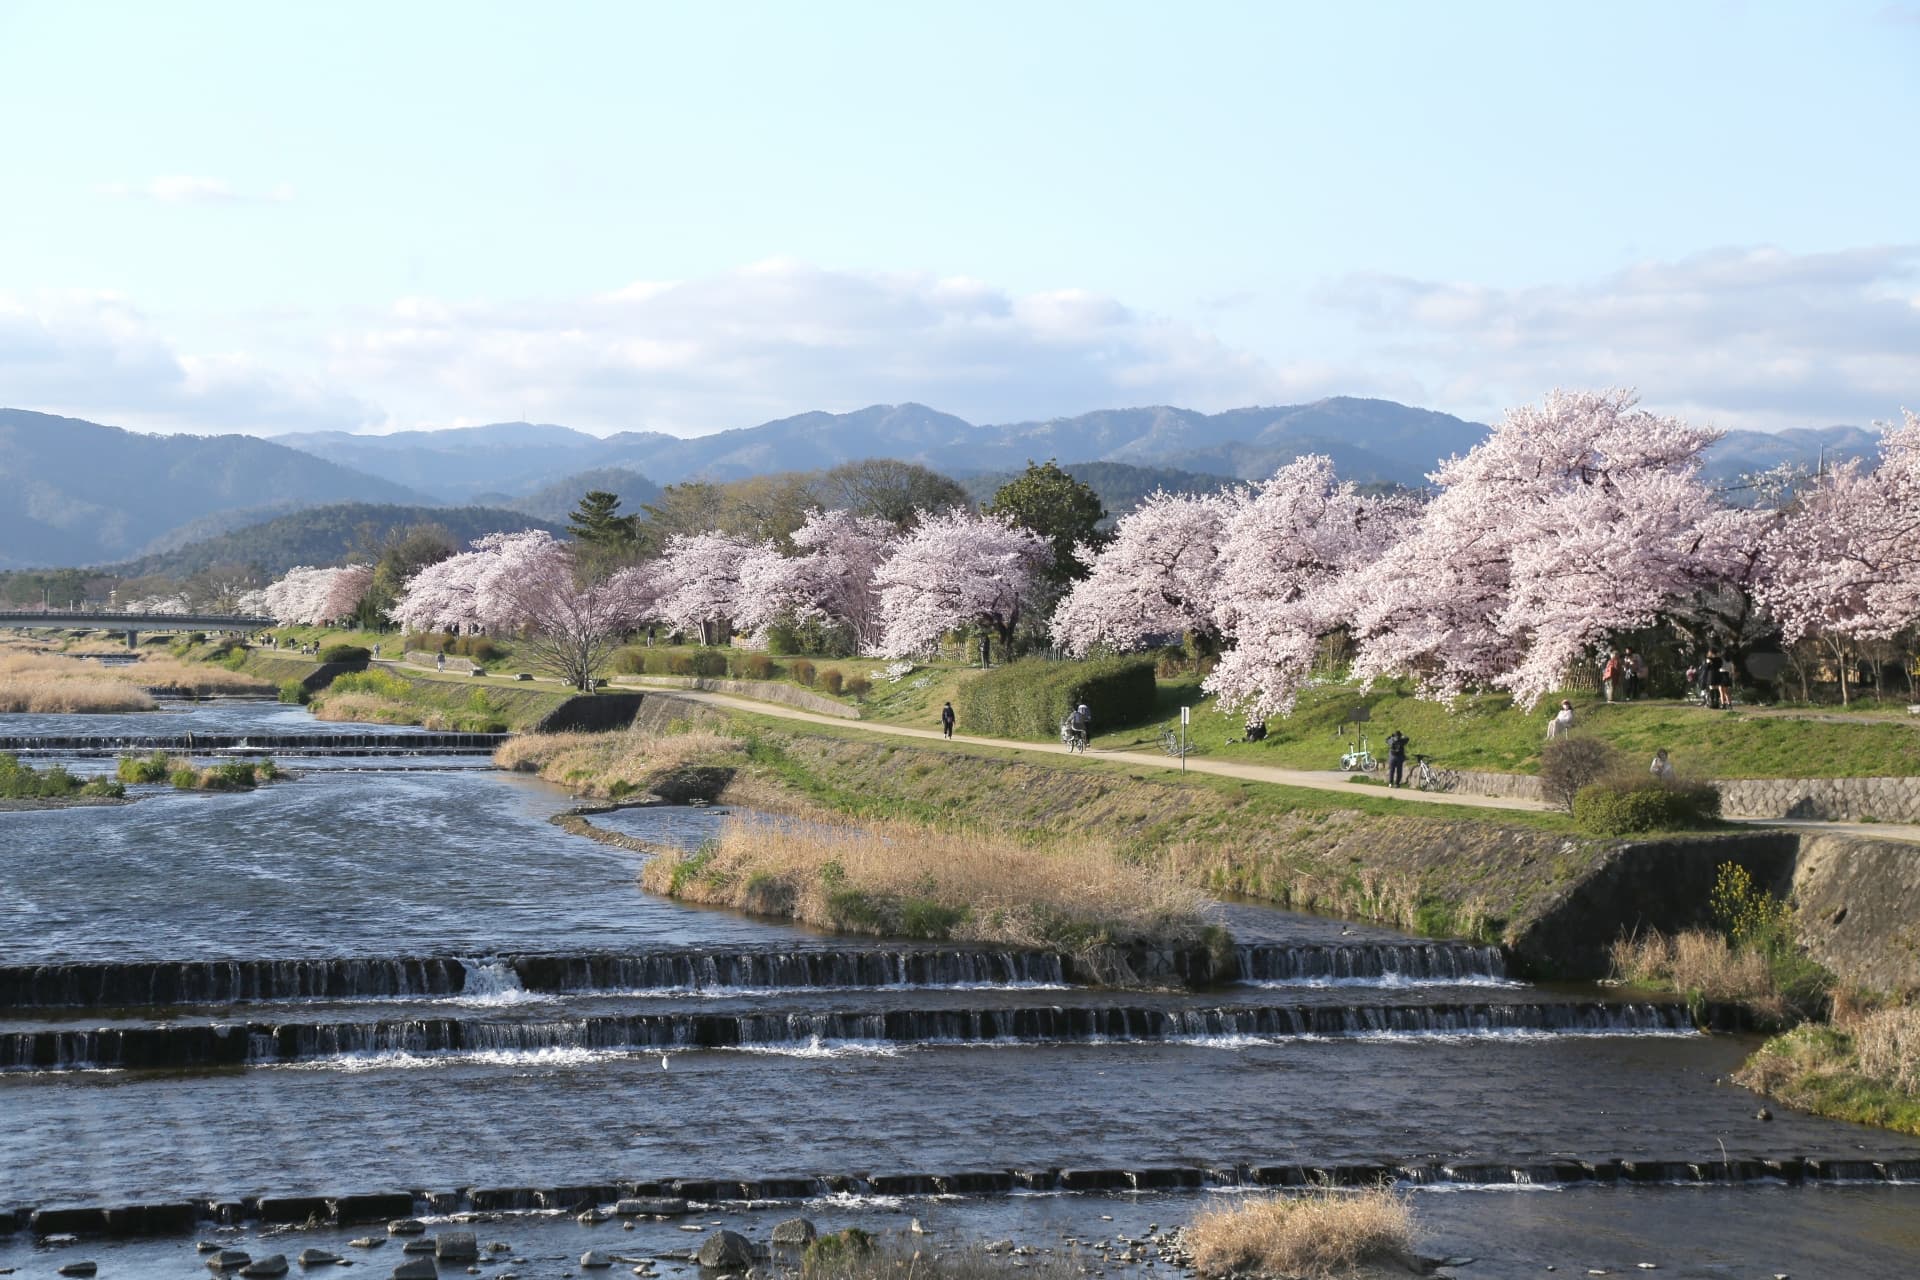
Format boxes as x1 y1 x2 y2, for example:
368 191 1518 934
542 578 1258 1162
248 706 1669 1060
1 0 1915 436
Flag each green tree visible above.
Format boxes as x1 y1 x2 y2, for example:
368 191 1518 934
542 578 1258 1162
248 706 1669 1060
812 459 970 530
986 459 1108 592
566 490 641 548
360 524 456 628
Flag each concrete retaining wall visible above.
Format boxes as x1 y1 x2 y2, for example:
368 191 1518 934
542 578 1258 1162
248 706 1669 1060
1451 769 1920 823
1718 776 1920 823
532 693 646 734
1791 834 1920 993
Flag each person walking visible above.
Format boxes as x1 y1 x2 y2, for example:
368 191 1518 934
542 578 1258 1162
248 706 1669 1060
436 651 445 672
1384 729 1409 788
940 701 955 740
1546 699 1575 740
1711 651 1735 709
1601 649 1621 703
1628 649 1647 700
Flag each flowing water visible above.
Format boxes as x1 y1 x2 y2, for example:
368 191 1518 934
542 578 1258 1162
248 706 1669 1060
3 702 1918 1276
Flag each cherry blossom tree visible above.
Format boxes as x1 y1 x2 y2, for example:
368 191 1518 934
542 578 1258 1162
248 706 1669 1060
873 509 1050 660
494 560 657 690
734 509 899 651
1756 411 1920 702
656 531 764 644
1340 389 1733 709
262 565 373 626
1198 457 1407 719
1050 487 1248 657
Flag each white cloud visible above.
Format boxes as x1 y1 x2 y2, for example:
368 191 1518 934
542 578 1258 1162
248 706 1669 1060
0 290 375 433
329 260 1348 432
94 176 293 205
1323 245 1920 430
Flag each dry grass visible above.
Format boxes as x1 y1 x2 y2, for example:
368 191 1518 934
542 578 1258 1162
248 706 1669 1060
1186 1188 1416 1279
641 814 1213 952
1853 1005 1920 1097
311 692 424 726
128 656 270 696
1610 929 1779 1011
494 728 741 798
0 646 265 710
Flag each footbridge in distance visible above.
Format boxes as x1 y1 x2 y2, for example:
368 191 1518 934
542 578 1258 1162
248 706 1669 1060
0 610 273 647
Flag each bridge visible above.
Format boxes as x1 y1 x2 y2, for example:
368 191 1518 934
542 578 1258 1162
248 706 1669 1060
0 610 273 647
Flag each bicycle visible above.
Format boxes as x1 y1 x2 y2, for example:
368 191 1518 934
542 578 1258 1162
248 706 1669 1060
1410 754 1459 793
1338 730 1378 773
1060 719 1089 753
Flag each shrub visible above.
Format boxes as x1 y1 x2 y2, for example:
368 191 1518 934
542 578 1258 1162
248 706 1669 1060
204 762 259 790
666 653 695 675
961 655 1158 740
610 647 648 675
80 778 126 798
319 644 371 666
326 669 414 701
791 658 816 686
819 668 845 695
1572 776 1721 835
117 751 174 784
169 767 200 790
732 652 777 680
277 678 310 705
0 753 86 799
1538 735 1618 811
689 650 728 677
463 637 501 663
843 675 872 699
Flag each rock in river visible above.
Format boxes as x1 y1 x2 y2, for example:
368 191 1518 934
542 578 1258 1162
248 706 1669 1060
770 1219 817 1247
297 1250 343 1267
57 1265 98 1278
240 1257 289 1278
391 1260 437 1280
207 1252 252 1272
697 1231 755 1270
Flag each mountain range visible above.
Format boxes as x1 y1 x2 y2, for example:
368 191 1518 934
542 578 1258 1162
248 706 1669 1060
0 399 1887 570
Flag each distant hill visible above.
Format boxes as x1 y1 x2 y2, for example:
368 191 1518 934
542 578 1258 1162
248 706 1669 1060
0 409 432 569
1701 425 1882 486
103 503 562 580
272 399 1490 494
494 467 662 524
962 460 1241 519
277 421 661 503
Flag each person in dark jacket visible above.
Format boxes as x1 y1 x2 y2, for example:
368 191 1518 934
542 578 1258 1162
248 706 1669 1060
940 701 955 739
1385 730 1409 788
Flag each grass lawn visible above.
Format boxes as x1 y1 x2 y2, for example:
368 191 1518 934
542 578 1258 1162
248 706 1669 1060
1088 677 1920 780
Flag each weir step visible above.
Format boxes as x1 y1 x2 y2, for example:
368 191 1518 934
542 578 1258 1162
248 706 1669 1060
0 999 1706 1071
8 1157 1920 1239
0 943 1506 1011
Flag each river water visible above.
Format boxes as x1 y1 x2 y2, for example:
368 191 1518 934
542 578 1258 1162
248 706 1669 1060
3 698 1918 1277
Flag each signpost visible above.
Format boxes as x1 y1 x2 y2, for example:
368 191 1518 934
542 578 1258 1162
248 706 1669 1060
1179 705 1190 772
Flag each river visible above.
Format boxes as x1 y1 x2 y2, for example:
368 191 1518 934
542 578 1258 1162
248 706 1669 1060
2 697 1917 1278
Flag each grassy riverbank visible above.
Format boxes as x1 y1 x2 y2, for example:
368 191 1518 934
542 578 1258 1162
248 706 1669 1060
1737 1007 1920 1136
0 643 270 711
641 814 1217 954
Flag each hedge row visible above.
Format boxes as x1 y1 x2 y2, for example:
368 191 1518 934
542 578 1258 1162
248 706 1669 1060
961 656 1158 740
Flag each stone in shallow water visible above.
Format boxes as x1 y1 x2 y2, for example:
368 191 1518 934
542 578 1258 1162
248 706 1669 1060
391 1260 437 1280
348 1239 383 1250
240 1257 289 1278
297 1249 343 1267
387 1220 427 1236
207 1251 252 1272
58 1264 98 1278
615 1199 689 1218
400 1239 437 1255
436 1232 479 1262
770 1219 816 1247
696 1231 755 1270
582 1252 614 1269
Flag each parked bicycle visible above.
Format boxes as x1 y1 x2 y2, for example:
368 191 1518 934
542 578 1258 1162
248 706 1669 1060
1338 730 1379 773
1411 754 1459 793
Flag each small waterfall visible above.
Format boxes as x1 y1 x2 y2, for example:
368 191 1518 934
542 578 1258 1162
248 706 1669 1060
0 1000 1698 1071
1231 943 1508 985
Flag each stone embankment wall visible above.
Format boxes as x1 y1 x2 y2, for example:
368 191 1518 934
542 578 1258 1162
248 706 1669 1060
532 693 646 734
1450 769 1920 823
615 675 858 719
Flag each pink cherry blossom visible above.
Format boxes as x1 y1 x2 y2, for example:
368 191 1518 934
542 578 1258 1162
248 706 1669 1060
873 508 1051 658
1050 487 1248 657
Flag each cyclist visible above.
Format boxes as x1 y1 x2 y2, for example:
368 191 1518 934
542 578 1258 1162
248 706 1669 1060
1065 703 1092 749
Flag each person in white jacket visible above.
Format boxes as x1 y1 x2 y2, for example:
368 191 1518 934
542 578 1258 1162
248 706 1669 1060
1546 699 1575 740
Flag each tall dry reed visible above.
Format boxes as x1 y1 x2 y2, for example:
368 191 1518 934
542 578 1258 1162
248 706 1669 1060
1852 1005 1920 1097
1610 929 1780 1014
642 815 1211 951
494 728 740 797
1185 1188 1416 1279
